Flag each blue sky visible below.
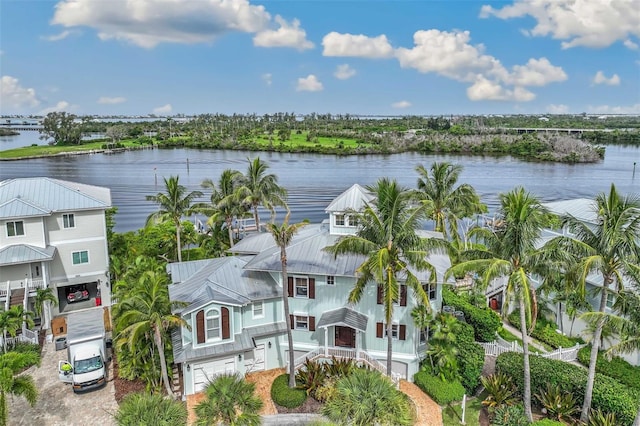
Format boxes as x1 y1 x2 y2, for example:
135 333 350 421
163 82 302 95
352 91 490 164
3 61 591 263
1 0 638 116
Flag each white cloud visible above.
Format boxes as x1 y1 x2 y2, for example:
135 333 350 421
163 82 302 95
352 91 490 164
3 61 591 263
391 101 411 109
592 71 621 86
322 32 394 58
0 76 40 113
98 96 126 104
152 104 173 115
296 75 323 92
262 73 272 86
334 64 356 80
587 104 640 114
52 0 272 48
467 76 535 102
508 58 567 87
547 104 569 114
480 0 640 49
253 16 313 51
38 101 72 115
42 30 76 41
623 39 639 50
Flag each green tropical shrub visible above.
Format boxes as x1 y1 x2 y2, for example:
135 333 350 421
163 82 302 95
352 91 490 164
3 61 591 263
530 420 564 425
534 384 579 423
496 352 640 425
195 373 262 426
443 288 501 342
578 345 640 391
271 374 307 408
480 373 518 410
115 392 188 426
414 370 465 405
490 404 529 426
457 321 485 393
322 369 414 426
295 358 326 397
508 309 579 349
324 356 357 378
587 408 618 426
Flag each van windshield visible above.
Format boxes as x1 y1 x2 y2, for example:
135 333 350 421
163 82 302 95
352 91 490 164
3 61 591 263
74 356 103 374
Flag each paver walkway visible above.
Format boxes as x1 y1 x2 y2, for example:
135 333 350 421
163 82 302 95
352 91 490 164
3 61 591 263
400 379 443 426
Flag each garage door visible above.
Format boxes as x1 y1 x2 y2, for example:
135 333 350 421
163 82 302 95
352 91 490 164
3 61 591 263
244 344 265 373
193 357 236 393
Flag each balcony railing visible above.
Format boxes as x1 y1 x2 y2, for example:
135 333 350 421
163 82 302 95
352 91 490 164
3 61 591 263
0 279 46 298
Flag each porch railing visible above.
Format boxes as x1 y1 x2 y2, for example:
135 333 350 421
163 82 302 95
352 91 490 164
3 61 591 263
1 279 46 297
0 329 39 347
480 338 585 363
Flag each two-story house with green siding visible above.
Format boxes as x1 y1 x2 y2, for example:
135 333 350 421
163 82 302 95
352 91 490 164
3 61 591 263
168 184 451 398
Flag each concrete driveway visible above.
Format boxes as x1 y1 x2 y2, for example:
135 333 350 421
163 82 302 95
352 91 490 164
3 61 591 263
8 341 118 426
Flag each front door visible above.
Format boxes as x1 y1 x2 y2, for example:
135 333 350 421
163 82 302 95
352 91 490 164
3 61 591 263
334 326 355 348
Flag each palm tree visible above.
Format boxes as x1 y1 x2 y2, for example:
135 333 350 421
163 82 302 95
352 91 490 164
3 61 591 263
265 210 308 388
415 162 486 239
427 313 461 381
449 187 552 421
0 351 38 426
542 184 640 423
115 392 188 426
194 373 263 426
146 175 203 262
33 287 58 330
0 311 21 353
196 169 245 248
116 271 188 397
237 157 287 232
326 178 439 376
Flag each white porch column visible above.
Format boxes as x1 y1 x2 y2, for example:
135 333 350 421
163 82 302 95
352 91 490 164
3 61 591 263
324 328 328 356
4 282 9 311
355 330 360 360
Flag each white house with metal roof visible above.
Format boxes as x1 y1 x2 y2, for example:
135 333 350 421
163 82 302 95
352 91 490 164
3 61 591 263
168 184 450 397
0 177 112 327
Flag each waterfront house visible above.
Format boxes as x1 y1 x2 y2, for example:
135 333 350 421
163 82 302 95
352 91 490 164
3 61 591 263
0 177 112 332
168 184 451 397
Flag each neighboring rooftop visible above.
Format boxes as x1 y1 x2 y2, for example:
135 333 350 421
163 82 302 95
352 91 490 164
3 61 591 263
543 198 597 224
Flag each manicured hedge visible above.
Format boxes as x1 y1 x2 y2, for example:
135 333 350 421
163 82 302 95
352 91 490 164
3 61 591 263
413 371 465 405
271 374 307 408
496 352 640 425
456 321 485 393
578 345 640 391
442 288 501 342
531 420 564 426
508 310 579 349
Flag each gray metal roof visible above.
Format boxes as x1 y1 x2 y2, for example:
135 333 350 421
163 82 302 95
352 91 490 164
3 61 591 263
167 259 214 284
66 308 105 342
0 244 56 266
169 256 281 314
325 184 374 213
0 177 111 219
316 307 368 332
229 224 321 255
172 321 287 363
543 198 597 224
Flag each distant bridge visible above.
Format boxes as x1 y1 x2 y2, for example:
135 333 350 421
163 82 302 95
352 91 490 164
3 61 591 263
496 127 625 135
0 125 43 131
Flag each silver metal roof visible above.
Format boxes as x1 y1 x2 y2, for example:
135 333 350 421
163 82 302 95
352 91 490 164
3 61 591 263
169 256 281 314
316 307 368 332
543 198 597 224
325 183 374 213
66 308 105 342
167 259 213 284
229 224 321 255
0 244 56 266
0 177 111 219
172 321 287 363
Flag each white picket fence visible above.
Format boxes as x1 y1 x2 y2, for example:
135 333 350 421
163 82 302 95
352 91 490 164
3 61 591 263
479 337 585 363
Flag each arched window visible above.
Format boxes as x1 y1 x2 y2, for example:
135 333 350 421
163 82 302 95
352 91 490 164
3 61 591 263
206 309 221 341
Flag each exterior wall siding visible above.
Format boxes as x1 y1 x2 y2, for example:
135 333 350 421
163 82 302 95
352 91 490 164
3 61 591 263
0 217 45 248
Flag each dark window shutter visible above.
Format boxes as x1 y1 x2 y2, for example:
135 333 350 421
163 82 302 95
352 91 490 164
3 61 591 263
309 278 315 299
289 314 294 329
309 316 315 331
400 285 407 306
376 322 383 338
221 307 230 339
287 277 294 297
399 324 406 341
196 310 205 344
377 285 383 305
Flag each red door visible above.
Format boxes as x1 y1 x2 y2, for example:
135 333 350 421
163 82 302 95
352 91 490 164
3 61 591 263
334 326 356 348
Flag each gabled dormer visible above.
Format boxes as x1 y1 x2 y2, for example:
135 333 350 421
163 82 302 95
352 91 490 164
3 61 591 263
325 184 374 236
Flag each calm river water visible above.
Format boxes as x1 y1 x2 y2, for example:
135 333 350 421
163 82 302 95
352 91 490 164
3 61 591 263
1 131 639 232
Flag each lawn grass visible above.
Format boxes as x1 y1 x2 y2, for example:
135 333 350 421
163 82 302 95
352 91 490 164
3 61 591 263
252 131 372 149
0 140 146 159
442 396 483 426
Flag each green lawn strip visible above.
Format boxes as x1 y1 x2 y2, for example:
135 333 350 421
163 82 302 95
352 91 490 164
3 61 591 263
442 396 483 426
0 139 147 159
253 132 371 149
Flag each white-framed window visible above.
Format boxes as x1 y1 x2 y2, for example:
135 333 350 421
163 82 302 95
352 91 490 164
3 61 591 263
386 323 399 340
63 213 75 229
423 283 437 300
347 215 358 227
252 301 264 318
206 309 221 341
6 221 24 237
294 315 309 330
606 292 615 309
295 277 309 298
72 250 89 265
326 276 335 286
335 214 345 226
